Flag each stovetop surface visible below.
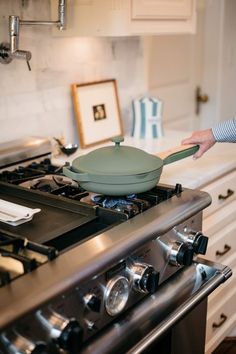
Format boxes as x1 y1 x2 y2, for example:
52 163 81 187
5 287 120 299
0 158 182 240
0 158 179 214
0 157 185 290
0 180 179 246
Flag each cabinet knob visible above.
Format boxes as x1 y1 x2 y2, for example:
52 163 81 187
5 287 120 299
218 189 234 200
215 244 231 257
212 313 227 328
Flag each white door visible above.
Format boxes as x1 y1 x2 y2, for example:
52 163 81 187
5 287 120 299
143 0 236 132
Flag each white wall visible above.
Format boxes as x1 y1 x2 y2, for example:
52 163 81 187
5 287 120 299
0 0 147 145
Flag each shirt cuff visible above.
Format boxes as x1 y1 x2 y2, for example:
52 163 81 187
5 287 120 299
212 119 236 142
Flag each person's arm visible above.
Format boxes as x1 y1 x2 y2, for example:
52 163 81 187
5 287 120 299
181 129 215 159
181 118 236 158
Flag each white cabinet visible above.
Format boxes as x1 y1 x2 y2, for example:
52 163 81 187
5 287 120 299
202 169 236 354
51 0 196 36
131 0 193 20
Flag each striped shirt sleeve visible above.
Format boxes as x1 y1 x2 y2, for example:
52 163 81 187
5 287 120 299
212 118 236 142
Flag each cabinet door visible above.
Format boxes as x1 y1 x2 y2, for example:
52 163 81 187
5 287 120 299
51 0 196 36
131 0 193 20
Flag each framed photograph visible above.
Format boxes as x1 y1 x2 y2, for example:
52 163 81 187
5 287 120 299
71 79 124 148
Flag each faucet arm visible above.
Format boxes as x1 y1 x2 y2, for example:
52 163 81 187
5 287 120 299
18 0 66 30
11 49 31 62
9 15 20 53
0 0 66 70
8 15 31 69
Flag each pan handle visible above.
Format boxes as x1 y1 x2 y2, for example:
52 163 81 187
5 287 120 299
63 166 90 182
156 144 199 166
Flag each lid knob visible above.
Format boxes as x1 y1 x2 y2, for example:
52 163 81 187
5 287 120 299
111 136 124 147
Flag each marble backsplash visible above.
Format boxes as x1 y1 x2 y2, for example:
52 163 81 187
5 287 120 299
0 1 147 145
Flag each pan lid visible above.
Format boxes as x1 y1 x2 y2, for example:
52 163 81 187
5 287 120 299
71 137 163 176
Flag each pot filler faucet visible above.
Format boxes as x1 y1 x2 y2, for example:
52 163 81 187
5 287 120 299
0 0 66 71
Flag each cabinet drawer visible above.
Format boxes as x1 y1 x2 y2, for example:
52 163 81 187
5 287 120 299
208 254 236 309
203 170 236 218
205 288 236 353
203 200 236 235
204 220 236 263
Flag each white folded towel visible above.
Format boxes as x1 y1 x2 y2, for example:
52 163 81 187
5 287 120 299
0 199 41 226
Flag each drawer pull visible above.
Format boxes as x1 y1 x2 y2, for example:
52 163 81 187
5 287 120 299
218 189 234 200
216 244 231 256
212 313 227 328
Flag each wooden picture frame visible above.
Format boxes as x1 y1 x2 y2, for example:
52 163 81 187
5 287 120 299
71 79 124 148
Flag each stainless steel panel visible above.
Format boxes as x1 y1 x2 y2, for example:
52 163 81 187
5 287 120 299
0 188 211 329
0 137 52 168
80 259 232 354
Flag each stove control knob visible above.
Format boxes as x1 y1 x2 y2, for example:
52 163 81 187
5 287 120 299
129 263 159 294
169 241 194 266
175 228 208 255
36 309 83 353
84 293 101 313
0 329 50 354
185 229 209 255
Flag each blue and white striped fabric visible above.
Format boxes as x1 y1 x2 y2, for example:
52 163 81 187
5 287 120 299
131 97 164 139
212 118 236 142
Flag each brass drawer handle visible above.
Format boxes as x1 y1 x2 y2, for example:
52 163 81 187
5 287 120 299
218 189 234 200
212 313 227 328
216 244 231 256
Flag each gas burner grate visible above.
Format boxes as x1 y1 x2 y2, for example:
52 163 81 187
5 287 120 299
51 185 89 200
27 158 63 174
90 184 182 218
29 175 73 193
0 167 45 183
0 158 62 184
19 175 87 198
0 231 58 287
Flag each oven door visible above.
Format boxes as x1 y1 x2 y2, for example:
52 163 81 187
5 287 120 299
80 258 232 354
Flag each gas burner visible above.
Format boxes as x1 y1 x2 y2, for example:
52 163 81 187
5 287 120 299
91 194 151 218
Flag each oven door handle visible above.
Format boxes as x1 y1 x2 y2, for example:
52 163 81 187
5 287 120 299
127 262 231 354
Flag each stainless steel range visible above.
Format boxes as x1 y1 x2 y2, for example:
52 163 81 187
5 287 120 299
0 137 232 354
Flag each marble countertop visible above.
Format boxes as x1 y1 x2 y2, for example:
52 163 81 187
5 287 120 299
52 130 236 189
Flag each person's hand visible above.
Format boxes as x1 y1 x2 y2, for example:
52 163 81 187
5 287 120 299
181 129 216 159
